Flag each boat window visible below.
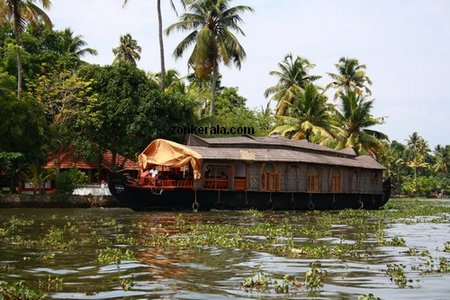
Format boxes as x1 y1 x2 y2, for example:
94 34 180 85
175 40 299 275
261 163 280 191
351 170 360 193
330 167 342 193
307 167 320 193
204 165 231 189
286 165 299 191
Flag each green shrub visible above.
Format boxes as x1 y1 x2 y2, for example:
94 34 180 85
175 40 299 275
56 168 88 195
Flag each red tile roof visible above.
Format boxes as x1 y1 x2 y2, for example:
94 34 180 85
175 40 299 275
45 147 139 170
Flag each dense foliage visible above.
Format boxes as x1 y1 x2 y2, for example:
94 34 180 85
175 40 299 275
380 133 450 197
0 1 448 196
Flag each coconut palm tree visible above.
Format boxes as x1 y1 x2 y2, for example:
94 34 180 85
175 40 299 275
271 84 333 142
404 132 430 195
433 145 450 174
122 0 189 90
327 57 373 100
406 132 430 156
0 0 52 98
59 28 97 66
406 154 428 195
112 34 142 66
265 53 321 116
334 91 387 157
166 0 253 121
148 69 186 94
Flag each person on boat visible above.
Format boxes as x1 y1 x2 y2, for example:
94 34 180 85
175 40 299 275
139 169 150 185
149 167 159 186
149 167 158 178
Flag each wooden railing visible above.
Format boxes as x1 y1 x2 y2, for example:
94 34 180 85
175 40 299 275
234 178 247 190
141 179 193 189
203 177 247 190
204 178 229 189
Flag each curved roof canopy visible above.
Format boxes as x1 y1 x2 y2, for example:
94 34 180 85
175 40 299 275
138 139 203 180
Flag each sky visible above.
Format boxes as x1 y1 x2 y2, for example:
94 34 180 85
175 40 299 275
48 0 450 148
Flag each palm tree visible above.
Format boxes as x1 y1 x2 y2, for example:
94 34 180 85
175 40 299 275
166 0 253 121
404 132 430 195
406 132 429 156
327 57 373 100
60 28 97 66
334 91 387 157
271 84 333 141
122 0 188 91
0 0 52 98
433 145 450 174
264 53 321 116
112 34 142 66
380 141 405 180
406 154 428 195
148 69 186 94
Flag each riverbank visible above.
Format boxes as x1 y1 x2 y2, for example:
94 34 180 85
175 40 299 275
0 194 123 208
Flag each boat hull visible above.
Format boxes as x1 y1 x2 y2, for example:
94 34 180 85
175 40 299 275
109 174 391 211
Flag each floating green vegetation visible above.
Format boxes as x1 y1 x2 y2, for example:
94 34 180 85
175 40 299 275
386 263 408 288
289 243 362 259
1 198 448 298
240 262 327 295
120 278 134 291
240 270 271 292
386 237 406 247
304 261 327 290
0 264 14 272
443 241 450 253
38 275 63 292
97 247 135 264
42 253 56 260
438 257 449 273
0 216 34 236
41 226 74 250
414 256 450 275
273 275 302 294
239 209 264 218
405 247 419 256
133 198 450 261
0 280 46 300
114 234 136 245
358 293 382 300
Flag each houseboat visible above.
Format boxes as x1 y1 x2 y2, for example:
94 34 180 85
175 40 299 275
108 135 391 211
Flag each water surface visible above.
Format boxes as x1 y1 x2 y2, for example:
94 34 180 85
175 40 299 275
1 199 449 299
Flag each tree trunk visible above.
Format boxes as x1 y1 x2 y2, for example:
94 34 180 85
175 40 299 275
13 10 23 99
157 0 166 91
111 150 117 170
209 65 218 128
414 166 417 196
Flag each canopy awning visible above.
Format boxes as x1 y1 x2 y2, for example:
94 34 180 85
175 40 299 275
138 139 203 180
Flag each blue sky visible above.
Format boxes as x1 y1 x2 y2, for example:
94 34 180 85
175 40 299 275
48 0 450 147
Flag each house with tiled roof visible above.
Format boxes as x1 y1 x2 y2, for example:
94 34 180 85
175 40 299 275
44 147 139 183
